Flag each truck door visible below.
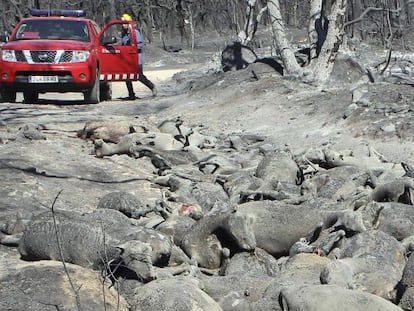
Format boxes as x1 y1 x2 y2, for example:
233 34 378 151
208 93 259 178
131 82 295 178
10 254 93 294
97 20 140 82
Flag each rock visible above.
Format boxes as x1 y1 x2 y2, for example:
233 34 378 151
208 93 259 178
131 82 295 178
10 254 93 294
0 259 129 311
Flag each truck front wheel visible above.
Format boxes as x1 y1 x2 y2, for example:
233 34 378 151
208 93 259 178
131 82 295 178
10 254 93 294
84 70 100 104
0 90 17 103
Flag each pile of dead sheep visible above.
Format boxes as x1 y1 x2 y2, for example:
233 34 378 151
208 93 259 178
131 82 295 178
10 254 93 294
1 117 414 311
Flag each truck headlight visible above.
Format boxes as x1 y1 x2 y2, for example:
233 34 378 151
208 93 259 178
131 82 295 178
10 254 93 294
72 50 90 62
2 50 17 62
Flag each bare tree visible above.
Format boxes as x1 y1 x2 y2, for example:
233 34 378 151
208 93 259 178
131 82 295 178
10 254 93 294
1 0 413 55
309 0 348 82
267 0 303 76
238 0 347 83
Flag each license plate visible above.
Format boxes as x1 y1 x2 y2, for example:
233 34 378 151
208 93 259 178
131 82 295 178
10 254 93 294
28 76 59 83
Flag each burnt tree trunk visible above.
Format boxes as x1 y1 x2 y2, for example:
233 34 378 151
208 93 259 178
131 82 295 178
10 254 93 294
309 0 347 82
308 0 323 59
268 0 303 77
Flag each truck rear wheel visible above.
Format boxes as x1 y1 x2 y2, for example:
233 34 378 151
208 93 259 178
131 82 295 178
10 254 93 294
84 70 100 104
0 90 17 103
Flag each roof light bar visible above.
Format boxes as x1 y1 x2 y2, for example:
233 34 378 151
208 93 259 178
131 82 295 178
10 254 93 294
29 9 86 17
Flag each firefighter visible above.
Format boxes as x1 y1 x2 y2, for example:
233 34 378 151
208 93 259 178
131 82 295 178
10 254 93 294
121 13 157 100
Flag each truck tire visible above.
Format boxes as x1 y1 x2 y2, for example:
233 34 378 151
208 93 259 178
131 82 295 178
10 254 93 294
84 70 100 104
23 92 39 103
0 90 17 103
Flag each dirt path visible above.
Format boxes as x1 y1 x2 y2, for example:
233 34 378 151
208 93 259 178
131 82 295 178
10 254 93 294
112 66 189 99
12 66 188 102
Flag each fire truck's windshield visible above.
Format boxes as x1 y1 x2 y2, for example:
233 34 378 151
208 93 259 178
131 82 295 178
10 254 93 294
14 19 90 42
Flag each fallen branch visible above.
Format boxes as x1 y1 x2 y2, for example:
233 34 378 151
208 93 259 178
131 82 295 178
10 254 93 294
51 190 82 310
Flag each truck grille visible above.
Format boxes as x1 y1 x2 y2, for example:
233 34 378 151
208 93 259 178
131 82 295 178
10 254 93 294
13 50 75 63
59 51 73 63
31 50 56 63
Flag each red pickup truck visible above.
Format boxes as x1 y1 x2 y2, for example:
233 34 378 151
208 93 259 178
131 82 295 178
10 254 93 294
0 9 141 104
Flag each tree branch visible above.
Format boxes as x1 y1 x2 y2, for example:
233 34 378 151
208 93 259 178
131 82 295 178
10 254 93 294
345 1 414 28
51 190 82 311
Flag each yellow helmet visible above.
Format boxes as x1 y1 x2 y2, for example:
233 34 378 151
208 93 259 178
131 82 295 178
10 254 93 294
121 13 133 22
